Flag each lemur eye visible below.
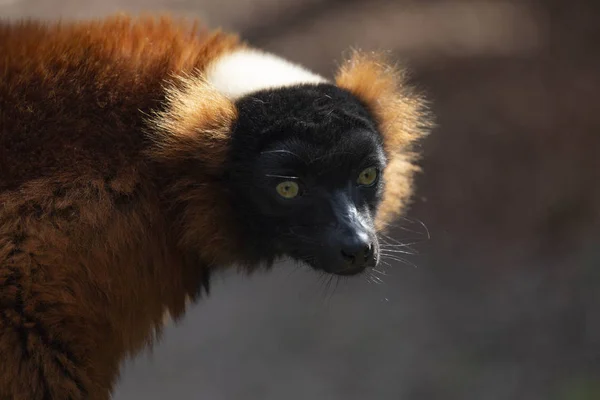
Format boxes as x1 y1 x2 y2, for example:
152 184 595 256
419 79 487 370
276 181 300 199
357 166 378 187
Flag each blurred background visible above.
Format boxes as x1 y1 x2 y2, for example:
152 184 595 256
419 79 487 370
3 0 599 399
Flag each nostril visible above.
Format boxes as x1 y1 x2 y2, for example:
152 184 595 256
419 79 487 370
341 249 356 263
364 243 373 260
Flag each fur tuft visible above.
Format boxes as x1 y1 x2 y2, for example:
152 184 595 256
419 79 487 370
335 50 432 230
147 73 237 172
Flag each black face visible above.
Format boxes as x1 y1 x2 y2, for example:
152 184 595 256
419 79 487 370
226 83 386 276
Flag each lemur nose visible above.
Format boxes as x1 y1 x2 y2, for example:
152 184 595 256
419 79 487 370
340 230 372 265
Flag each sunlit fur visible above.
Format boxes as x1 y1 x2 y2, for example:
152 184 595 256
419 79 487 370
0 14 430 399
335 51 431 230
204 48 328 98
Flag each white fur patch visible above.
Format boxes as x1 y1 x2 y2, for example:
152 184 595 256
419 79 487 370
204 48 328 99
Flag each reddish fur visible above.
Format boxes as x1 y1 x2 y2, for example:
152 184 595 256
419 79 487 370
335 51 431 230
0 15 428 399
0 15 242 399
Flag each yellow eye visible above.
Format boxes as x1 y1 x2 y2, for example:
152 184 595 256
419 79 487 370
276 181 300 199
357 167 378 186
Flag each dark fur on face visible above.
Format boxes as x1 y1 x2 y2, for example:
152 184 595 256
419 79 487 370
226 84 387 275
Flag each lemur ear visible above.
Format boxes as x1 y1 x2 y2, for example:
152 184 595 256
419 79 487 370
335 50 432 229
146 72 237 172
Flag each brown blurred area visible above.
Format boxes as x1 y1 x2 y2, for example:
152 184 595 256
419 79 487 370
2 0 599 399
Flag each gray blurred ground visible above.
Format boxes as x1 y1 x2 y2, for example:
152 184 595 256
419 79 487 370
2 1 600 399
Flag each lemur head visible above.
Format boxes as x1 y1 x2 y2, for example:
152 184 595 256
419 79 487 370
228 83 385 275
150 48 429 276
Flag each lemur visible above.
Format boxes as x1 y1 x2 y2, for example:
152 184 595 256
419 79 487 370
0 15 430 399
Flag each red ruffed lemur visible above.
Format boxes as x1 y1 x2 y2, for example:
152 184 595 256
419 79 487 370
0 14 430 399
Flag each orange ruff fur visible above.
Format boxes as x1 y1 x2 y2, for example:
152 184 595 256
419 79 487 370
0 15 429 399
